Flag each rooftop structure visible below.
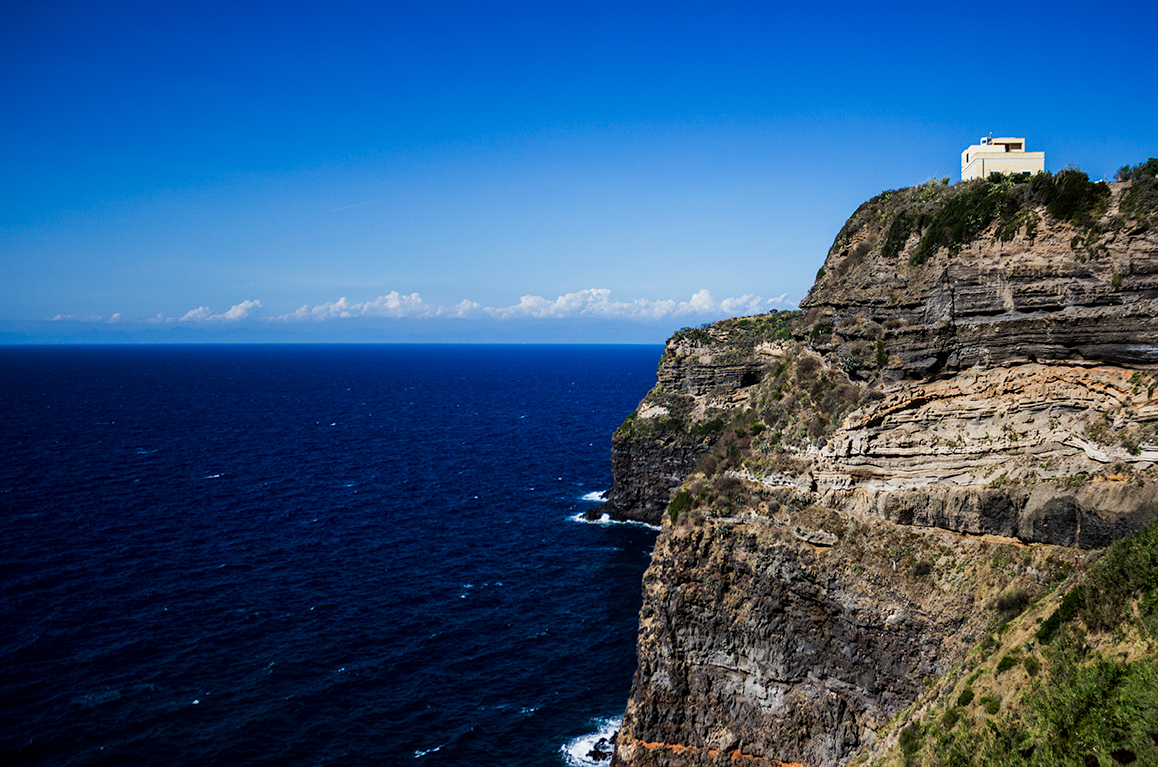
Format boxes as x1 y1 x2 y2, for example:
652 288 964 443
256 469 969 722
961 136 1045 181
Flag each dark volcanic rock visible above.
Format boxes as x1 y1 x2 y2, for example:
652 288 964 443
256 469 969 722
598 433 711 525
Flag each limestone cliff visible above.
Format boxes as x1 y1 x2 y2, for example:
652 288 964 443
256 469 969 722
608 165 1158 767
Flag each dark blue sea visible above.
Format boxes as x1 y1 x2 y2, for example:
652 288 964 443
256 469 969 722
0 344 661 766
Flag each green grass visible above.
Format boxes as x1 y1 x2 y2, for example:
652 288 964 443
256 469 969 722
892 517 1158 767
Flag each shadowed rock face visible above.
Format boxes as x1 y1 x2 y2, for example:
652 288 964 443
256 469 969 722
609 179 1158 767
598 432 710 524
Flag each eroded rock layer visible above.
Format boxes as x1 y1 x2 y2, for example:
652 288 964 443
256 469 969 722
610 174 1158 766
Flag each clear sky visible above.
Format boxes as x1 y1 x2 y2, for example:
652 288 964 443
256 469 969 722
3 0 1156 343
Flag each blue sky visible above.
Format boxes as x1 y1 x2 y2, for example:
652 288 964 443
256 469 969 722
3 0 1156 343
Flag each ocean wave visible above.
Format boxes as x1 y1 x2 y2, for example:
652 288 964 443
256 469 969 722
567 512 660 531
561 716 621 766
580 490 606 502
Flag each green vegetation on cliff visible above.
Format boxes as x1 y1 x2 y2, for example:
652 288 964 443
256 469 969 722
615 312 801 441
830 169 1115 268
825 160 1158 280
1118 158 1158 233
666 312 799 355
870 518 1158 767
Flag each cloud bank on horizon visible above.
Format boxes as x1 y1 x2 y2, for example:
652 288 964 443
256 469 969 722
52 289 794 326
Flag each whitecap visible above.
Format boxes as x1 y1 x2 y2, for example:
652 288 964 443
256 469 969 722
567 512 660 531
580 490 607 502
203 473 223 479
561 716 621 766
413 744 443 758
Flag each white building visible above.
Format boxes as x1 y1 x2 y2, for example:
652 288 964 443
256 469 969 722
961 136 1045 181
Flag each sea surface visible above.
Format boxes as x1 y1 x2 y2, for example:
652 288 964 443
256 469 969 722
1 344 662 766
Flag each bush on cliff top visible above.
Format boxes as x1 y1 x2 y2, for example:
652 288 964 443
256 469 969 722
908 170 1109 264
828 168 1115 268
910 179 1022 263
1118 157 1158 181
669 312 800 351
1119 157 1158 232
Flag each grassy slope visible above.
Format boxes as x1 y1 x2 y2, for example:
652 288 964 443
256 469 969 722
859 518 1158 767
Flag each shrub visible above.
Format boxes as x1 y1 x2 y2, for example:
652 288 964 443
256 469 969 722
689 417 726 437
913 560 933 577
996 653 1019 674
1024 168 1110 226
979 695 1002 715
1023 655 1041 677
1024 210 1039 240
993 586 1031 619
1118 158 1158 181
912 180 1020 263
881 210 914 259
1036 519 1158 643
668 489 693 523
1080 518 1158 633
942 706 961 730
1045 169 1110 224
1121 162 1158 231
899 723 923 762
957 686 975 707
1036 587 1084 644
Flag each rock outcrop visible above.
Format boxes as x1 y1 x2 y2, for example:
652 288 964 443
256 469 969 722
609 169 1158 766
596 432 711 524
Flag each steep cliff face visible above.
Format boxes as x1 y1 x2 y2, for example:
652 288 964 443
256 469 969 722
598 315 795 525
803 171 1158 378
610 167 1158 767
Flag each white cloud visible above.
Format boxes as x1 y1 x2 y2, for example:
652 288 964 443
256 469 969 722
483 288 791 321
439 299 483 318
270 292 438 321
76 290 795 326
215 299 262 320
138 300 264 324
51 313 126 323
176 300 261 322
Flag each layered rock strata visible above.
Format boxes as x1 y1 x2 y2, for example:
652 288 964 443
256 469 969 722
609 175 1158 766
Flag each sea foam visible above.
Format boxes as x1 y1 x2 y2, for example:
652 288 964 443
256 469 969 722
561 716 621 766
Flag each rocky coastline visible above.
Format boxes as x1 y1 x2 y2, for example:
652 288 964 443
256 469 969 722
603 167 1158 766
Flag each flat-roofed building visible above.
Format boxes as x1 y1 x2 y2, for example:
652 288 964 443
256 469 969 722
961 137 1045 181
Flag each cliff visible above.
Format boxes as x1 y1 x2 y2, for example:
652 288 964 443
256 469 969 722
607 163 1158 767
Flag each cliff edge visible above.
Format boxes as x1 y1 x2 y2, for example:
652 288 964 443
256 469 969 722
608 162 1158 767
